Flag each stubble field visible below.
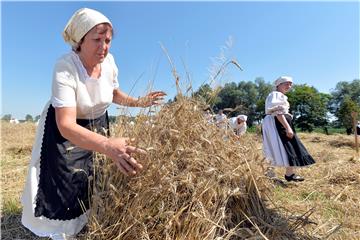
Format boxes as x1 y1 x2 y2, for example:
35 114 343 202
1 121 359 240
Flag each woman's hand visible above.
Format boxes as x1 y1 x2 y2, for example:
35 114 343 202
104 137 147 176
286 128 294 139
137 91 167 107
275 114 294 140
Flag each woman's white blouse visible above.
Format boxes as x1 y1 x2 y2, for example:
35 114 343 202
51 51 119 119
265 91 290 116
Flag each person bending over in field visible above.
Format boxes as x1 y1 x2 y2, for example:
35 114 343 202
228 114 248 136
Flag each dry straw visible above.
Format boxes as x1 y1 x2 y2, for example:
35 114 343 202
81 94 314 240
79 44 317 239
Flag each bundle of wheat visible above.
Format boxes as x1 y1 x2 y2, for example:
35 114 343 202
82 96 311 240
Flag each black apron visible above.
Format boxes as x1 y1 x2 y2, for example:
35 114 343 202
34 105 109 220
274 114 316 167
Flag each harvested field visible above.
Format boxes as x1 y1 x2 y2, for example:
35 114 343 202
1 99 359 239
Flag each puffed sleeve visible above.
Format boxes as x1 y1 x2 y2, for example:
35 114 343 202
265 91 290 116
107 53 119 89
51 58 77 108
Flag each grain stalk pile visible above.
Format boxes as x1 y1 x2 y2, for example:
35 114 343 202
83 96 312 240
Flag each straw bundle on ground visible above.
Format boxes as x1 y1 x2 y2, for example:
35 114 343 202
82 96 312 240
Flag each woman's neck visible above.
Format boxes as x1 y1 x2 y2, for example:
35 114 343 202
78 53 101 78
276 88 286 94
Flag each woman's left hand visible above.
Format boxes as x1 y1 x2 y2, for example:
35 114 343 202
138 91 167 107
286 128 294 139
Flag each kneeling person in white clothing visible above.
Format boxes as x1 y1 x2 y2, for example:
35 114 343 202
229 115 247 136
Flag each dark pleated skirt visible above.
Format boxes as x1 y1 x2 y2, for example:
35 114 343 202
34 105 109 220
274 115 316 167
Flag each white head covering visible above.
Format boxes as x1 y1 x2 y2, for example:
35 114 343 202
237 115 248 121
62 8 112 48
274 76 293 87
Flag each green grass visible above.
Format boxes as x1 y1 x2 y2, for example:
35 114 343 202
272 185 299 203
299 190 328 202
247 125 347 135
312 127 347 135
323 202 344 219
2 198 22 215
294 127 347 135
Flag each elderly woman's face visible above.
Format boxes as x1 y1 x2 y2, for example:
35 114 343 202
277 81 292 93
80 23 112 64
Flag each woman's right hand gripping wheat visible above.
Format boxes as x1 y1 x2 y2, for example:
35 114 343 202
104 138 147 176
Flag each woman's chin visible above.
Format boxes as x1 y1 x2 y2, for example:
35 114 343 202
96 54 106 62
97 57 105 63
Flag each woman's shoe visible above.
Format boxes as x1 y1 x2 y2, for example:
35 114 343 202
285 174 304 182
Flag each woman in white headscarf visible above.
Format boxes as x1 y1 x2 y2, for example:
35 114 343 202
229 114 248 136
21 8 166 239
262 76 315 182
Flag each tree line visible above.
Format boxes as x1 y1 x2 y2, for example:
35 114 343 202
1 114 41 122
2 79 359 133
193 78 360 133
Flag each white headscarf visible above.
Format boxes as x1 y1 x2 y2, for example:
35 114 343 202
274 76 293 87
237 115 248 121
62 8 112 48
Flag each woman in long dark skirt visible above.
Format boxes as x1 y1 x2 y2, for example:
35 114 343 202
262 76 315 182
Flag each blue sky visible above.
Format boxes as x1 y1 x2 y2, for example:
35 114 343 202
1 1 359 119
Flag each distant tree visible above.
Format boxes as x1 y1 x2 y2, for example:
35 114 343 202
330 79 360 107
254 78 273 123
214 79 272 125
255 77 273 100
193 84 212 102
330 79 360 128
192 78 338 131
287 84 330 132
2 114 12 121
192 78 272 125
337 97 360 134
234 81 258 124
192 84 222 108
216 82 243 112
25 114 33 122
34 115 41 122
